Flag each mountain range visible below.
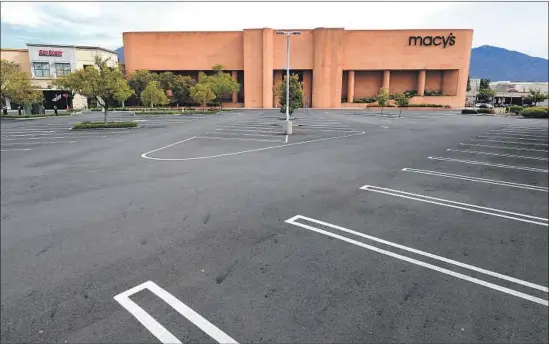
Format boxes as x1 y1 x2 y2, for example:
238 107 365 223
115 45 548 82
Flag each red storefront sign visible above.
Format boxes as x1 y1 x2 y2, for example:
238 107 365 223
38 50 63 57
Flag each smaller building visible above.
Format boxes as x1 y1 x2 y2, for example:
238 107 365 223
1 43 118 110
465 78 549 106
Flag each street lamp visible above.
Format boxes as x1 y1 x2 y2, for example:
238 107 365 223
276 30 301 135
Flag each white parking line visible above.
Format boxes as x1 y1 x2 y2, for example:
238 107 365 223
428 156 548 172
359 185 548 226
195 136 282 143
285 215 548 306
1 141 76 146
459 143 548 153
3 136 66 141
0 130 56 134
141 131 366 161
490 129 549 135
446 148 548 160
401 168 548 192
114 280 238 344
213 130 281 138
471 139 548 147
478 135 548 142
289 215 549 292
2 133 58 137
485 132 548 139
1 148 31 152
215 128 280 135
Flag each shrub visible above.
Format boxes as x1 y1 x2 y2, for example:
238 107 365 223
424 90 443 96
72 121 138 130
461 109 478 114
404 90 418 97
354 96 377 103
477 108 496 114
407 104 451 108
393 93 410 107
509 105 523 114
521 107 548 118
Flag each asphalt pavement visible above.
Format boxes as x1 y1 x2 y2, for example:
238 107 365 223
1 109 547 343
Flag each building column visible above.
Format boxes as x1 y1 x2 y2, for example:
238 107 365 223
382 70 391 91
347 71 355 103
417 70 426 96
262 28 274 108
231 71 238 103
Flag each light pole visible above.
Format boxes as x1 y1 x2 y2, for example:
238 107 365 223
276 30 300 135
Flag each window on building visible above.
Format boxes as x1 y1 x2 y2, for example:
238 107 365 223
55 63 71 77
33 62 50 77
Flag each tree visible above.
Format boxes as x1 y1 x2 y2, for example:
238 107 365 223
376 87 390 114
529 88 548 106
275 74 304 115
55 56 132 122
127 70 155 105
393 92 411 117
1 59 43 113
140 80 169 108
156 72 177 93
190 82 216 111
479 78 490 90
203 65 240 109
172 75 196 107
477 87 496 103
466 76 471 92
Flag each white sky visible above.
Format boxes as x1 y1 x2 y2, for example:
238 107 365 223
1 1 548 58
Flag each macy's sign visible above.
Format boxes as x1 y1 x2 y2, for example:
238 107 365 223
408 33 455 48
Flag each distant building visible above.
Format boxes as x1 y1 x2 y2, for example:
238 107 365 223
465 78 548 106
1 43 118 110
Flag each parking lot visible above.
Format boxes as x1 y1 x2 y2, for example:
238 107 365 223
1 109 547 343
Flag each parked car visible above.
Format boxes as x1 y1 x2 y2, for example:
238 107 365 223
477 103 494 109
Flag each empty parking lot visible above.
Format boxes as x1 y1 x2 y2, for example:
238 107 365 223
1 109 547 343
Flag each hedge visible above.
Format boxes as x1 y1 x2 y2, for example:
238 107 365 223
521 107 548 118
509 105 523 114
477 108 496 114
72 121 138 130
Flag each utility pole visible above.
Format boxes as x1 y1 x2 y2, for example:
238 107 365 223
276 30 301 135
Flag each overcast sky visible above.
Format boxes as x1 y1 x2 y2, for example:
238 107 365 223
1 1 548 58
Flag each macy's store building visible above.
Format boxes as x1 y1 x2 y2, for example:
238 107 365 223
123 28 473 109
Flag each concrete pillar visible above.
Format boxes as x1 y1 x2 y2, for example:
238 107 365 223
417 70 426 96
262 28 274 108
231 71 238 103
347 71 355 103
382 70 391 91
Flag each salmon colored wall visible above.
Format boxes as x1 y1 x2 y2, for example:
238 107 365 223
302 70 313 106
243 29 264 108
123 31 244 73
1 49 31 77
425 70 443 93
273 70 283 107
442 70 459 96
341 71 348 99
273 30 314 70
354 71 383 98
389 71 418 94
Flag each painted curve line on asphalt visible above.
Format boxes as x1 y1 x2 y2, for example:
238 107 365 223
140 132 366 161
